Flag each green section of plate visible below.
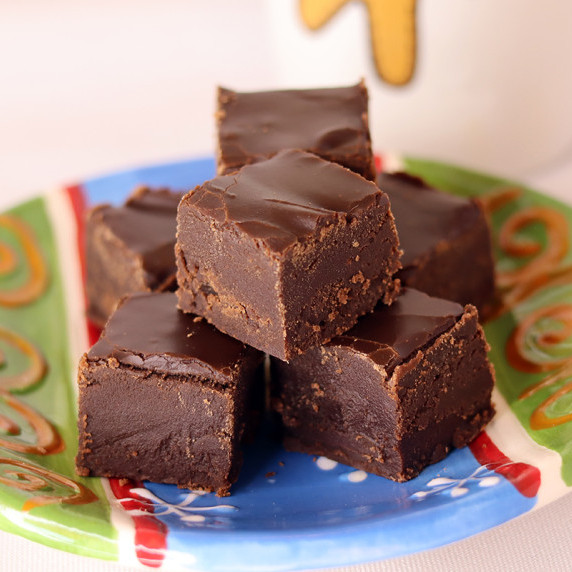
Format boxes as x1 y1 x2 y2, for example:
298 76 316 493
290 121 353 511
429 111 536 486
0 198 117 559
1 157 570 568
404 157 572 485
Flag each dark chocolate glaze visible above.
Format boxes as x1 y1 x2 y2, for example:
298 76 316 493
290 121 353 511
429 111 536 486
88 292 257 383
125 186 182 212
377 172 481 268
188 149 387 253
102 188 182 283
217 81 375 179
331 288 464 372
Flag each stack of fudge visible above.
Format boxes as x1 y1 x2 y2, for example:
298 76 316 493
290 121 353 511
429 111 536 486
76 81 496 495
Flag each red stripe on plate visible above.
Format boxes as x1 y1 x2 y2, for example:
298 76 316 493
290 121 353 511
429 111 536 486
64 185 101 345
470 431 541 498
64 184 168 567
109 478 168 568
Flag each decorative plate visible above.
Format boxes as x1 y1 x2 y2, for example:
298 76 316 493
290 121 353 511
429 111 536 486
0 155 570 571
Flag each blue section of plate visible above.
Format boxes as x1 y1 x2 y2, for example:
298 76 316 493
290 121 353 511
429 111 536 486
83 157 215 205
82 158 537 571
143 423 535 572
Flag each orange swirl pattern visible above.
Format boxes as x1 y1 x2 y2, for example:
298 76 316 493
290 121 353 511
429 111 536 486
0 326 47 391
0 415 19 435
484 187 572 430
0 243 17 274
529 380 572 430
0 214 49 307
0 457 97 511
506 305 572 374
0 389 63 455
0 325 60 453
0 210 96 511
497 207 569 288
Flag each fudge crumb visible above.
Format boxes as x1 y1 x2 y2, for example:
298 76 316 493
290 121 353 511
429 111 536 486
337 289 349 304
351 271 365 284
278 461 285 467
265 471 276 478
311 382 324 397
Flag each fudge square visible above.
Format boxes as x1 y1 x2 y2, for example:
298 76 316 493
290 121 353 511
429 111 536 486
176 149 402 361
377 172 496 317
86 187 183 327
272 288 495 482
216 81 376 180
76 292 264 496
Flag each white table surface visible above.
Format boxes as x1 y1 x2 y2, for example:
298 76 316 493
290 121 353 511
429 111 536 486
1 2 572 570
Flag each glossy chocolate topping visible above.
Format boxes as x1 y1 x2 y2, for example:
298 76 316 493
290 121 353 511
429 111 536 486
88 292 255 383
187 149 386 253
102 188 182 281
218 81 374 177
377 172 481 267
331 288 464 372
125 186 182 212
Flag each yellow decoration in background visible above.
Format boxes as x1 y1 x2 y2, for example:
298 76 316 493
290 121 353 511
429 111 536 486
300 0 418 86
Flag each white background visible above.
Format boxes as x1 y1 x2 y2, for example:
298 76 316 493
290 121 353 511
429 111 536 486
1 1 571 570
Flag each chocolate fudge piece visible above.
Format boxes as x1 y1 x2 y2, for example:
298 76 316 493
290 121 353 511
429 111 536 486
377 172 495 316
176 149 401 361
76 292 264 496
216 81 376 180
86 187 183 327
272 288 495 481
